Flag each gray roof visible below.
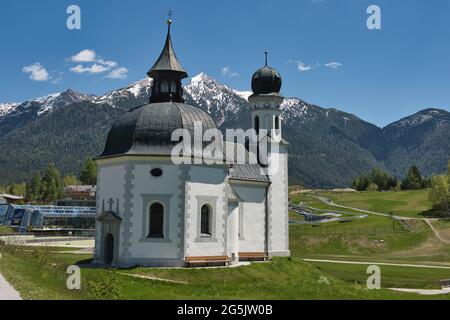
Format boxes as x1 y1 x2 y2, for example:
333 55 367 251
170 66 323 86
147 23 187 79
99 102 217 158
229 164 269 183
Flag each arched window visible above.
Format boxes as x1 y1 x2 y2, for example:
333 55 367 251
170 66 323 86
200 205 212 236
275 116 280 130
148 202 164 238
254 116 260 135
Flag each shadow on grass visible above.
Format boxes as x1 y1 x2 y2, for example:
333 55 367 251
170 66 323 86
419 209 449 218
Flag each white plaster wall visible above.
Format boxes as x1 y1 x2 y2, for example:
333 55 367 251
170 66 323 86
185 165 228 257
268 147 290 255
95 164 126 260
128 162 182 259
232 184 266 253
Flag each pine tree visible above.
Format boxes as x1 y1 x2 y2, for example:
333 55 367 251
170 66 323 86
79 159 97 185
41 163 62 203
26 172 42 202
401 165 424 190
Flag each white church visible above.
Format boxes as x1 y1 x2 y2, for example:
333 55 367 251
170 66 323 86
93 18 290 267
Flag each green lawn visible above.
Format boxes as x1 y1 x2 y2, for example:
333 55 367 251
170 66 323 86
311 261 450 289
318 190 434 218
0 188 447 300
0 246 446 300
0 226 14 234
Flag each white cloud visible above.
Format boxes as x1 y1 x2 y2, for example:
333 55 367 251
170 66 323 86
70 63 110 74
296 62 313 72
22 63 50 81
98 59 118 68
325 62 343 69
71 49 97 62
106 67 128 79
68 49 123 79
221 66 239 77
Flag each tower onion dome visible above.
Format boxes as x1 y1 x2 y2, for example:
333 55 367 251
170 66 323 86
98 17 217 159
251 50 282 95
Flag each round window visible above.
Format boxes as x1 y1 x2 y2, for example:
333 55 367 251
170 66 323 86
150 168 163 177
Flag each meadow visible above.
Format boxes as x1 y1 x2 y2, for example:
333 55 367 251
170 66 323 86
0 189 449 300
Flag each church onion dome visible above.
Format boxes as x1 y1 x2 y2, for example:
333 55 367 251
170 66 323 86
251 51 282 95
99 102 217 158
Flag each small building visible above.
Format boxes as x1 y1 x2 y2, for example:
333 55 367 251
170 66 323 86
56 185 96 207
0 193 25 204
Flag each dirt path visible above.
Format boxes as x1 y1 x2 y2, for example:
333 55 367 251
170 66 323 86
0 272 22 300
424 219 450 244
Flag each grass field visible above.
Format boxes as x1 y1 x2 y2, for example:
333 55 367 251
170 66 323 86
0 188 448 300
317 190 434 218
1 244 447 300
0 226 14 234
311 261 450 289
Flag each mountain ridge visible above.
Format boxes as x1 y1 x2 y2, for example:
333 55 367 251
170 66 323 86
0 73 448 188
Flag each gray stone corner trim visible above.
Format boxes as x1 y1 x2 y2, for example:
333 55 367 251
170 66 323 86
179 165 191 258
121 162 135 259
140 193 173 242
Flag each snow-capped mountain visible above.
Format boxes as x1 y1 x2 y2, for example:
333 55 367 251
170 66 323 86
95 78 152 108
0 73 448 187
184 72 252 126
0 102 18 117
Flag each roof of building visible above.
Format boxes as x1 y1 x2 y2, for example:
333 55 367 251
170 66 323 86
98 102 217 158
0 193 25 200
147 19 187 79
229 164 270 183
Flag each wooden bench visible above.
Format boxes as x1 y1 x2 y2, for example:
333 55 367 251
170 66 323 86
185 256 230 267
239 252 268 262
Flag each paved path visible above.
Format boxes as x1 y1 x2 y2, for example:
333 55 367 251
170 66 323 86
0 272 22 300
389 287 450 296
303 258 450 269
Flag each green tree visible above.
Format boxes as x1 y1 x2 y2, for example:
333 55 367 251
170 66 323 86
41 163 62 203
79 159 97 185
401 165 424 190
26 172 42 202
429 175 449 216
63 174 80 187
8 183 26 196
367 183 379 192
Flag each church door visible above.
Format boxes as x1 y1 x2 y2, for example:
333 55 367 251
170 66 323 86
104 233 114 265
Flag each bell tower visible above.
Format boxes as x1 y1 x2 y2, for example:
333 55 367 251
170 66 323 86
248 51 290 258
248 50 284 144
147 16 188 103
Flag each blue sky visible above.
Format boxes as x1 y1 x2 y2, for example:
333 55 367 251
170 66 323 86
1 0 450 127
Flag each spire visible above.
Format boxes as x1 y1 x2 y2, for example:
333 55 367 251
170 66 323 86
148 14 188 104
147 15 188 79
264 49 268 66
